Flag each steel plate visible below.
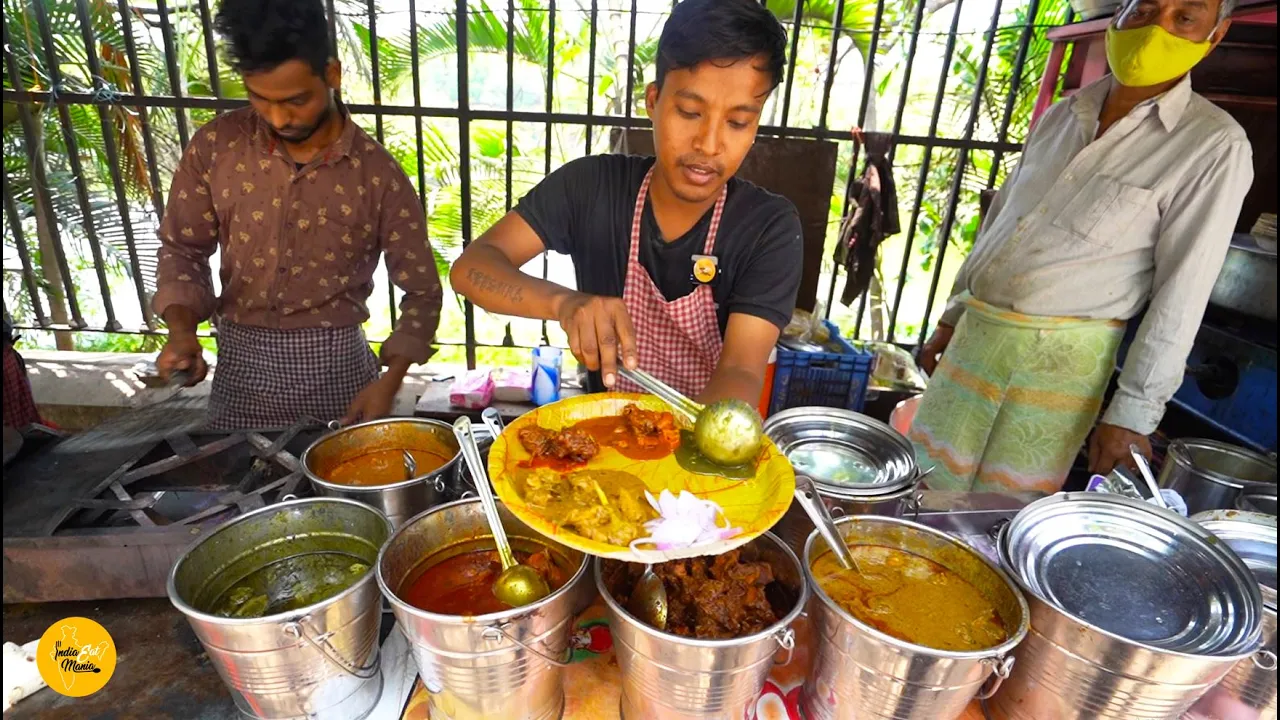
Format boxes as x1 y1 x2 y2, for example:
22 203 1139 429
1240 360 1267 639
1003 493 1263 656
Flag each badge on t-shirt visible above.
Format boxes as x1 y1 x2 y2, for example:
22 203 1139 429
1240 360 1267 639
691 254 719 285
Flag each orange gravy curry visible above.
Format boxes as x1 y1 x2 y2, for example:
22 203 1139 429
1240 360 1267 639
811 544 1008 652
325 449 451 487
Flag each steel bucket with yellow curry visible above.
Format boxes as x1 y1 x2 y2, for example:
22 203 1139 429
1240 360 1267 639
487 393 796 563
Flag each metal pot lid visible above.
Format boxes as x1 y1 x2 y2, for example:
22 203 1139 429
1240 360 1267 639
1003 493 1263 656
763 407 917 497
1192 510 1278 609
1165 439 1278 489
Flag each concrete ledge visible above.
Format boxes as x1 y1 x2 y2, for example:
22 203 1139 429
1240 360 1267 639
20 350 446 431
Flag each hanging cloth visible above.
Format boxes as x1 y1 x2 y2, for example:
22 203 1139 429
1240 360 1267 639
837 131 900 306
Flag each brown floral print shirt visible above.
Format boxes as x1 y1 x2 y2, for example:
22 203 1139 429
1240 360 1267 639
152 106 442 364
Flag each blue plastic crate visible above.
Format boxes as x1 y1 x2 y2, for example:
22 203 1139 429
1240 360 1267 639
768 322 876 416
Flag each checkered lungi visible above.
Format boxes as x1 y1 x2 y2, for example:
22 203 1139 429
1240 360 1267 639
208 319 380 431
3 343 42 428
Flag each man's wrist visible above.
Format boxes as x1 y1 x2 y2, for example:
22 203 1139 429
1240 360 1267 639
548 287 579 321
162 305 200 336
381 355 413 380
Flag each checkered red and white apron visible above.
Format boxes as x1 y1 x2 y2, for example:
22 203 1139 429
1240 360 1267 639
207 319 379 431
614 169 726 399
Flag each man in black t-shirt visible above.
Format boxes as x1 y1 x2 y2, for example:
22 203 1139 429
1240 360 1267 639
451 0 802 404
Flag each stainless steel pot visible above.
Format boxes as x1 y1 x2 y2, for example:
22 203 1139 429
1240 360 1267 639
301 418 461 527
764 407 922 556
1240 488 1279 517
802 515 1029 720
1187 511 1278 720
991 493 1266 720
168 498 392 719
1209 234 1278 322
596 532 808 720
377 498 592 720
1158 438 1277 515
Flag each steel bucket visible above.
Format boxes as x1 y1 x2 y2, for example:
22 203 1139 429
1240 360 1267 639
596 532 809 720
1158 438 1277 515
377 498 592 720
801 516 1029 720
991 493 1265 720
1186 511 1279 720
301 417 462 527
167 497 392 720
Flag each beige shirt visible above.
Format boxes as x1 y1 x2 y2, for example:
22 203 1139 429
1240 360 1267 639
153 107 442 364
941 75 1254 435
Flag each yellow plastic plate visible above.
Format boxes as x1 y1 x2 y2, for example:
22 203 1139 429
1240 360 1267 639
488 392 795 562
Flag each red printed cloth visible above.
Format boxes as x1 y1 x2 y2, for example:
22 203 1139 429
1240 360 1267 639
2 343 42 428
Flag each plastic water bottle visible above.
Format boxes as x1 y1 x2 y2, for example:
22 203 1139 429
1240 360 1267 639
532 347 562 406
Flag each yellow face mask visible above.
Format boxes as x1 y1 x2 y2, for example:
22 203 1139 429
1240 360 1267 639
1105 23 1214 87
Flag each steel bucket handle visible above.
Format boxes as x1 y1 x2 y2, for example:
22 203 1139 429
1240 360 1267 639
773 626 797 667
284 617 380 679
974 654 1015 700
1254 648 1279 671
481 624 573 668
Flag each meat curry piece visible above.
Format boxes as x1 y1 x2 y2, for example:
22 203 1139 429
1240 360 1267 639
609 551 781 639
620 404 681 450
518 426 600 465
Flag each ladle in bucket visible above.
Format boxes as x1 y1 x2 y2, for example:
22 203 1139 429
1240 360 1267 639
793 476 878 579
452 416 550 608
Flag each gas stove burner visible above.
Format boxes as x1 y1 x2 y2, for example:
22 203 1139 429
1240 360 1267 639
3 420 328 604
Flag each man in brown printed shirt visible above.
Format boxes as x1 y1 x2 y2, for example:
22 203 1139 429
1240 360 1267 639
154 0 442 429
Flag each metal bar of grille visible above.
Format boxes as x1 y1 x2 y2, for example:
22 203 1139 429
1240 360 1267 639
367 0 385 144
853 0 924 337
116 0 167 219
624 0 639 119
409 0 427 204
779 0 806 128
0 89 1025 154
504 0 516 212
72 0 153 329
457 0 476 369
32 1 110 328
584 0 599 154
195 0 222 100
360 0 393 328
327 0 339 53
816 0 847 129
886 0 968 342
2 187 48 327
155 0 191 148
988 0 1043 187
541 0 556 346
844 0 890 332
917 0 1007 349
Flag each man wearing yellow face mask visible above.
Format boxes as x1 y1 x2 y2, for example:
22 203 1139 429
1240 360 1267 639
909 0 1254 494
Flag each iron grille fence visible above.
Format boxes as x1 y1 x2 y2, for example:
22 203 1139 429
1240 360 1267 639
2 0 1072 367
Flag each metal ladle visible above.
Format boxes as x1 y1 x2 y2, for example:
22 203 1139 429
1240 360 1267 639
1130 444 1169 510
618 367 763 467
627 565 668 630
792 475 879 579
452 416 551 608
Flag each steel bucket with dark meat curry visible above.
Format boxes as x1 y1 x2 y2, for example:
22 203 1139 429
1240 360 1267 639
595 533 810 719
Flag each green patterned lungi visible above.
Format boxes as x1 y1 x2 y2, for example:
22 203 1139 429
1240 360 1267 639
908 295 1125 494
